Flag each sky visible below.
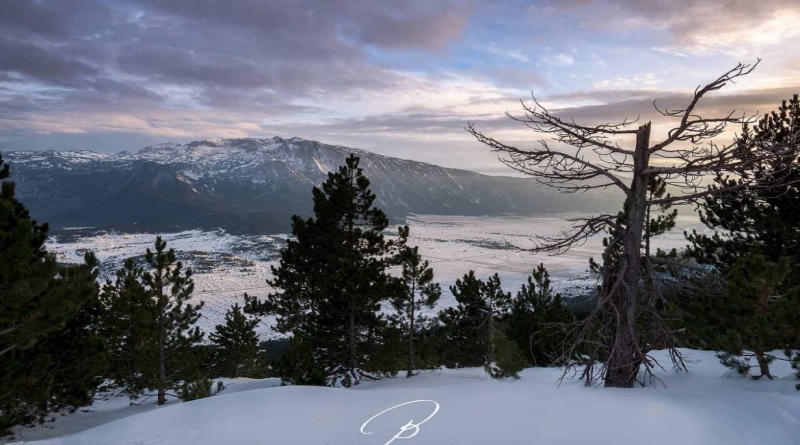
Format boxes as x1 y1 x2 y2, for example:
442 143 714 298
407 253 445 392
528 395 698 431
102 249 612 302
1 0 799 175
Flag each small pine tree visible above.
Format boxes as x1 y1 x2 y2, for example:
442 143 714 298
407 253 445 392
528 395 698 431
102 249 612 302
508 264 574 367
210 303 266 378
491 331 526 379
141 237 204 405
390 231 441 378
481 273 513 375
684 254 798 379
100 259 157 397
273 334 327 386
439 271 487 367
439 271 517 377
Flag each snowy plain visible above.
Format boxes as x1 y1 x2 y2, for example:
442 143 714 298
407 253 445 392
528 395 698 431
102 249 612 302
45 214 713 336
8 350 800 445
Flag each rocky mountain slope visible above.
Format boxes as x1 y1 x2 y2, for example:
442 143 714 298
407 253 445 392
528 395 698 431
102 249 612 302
3 137 618 233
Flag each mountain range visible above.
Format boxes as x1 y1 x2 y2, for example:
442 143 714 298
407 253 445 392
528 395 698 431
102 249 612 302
2 137 619 233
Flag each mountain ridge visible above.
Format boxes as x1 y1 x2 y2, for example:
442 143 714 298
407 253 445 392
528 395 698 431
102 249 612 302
3 137 619 234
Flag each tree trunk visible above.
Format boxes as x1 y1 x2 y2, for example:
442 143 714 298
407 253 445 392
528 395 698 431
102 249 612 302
754 350 773 380
349 304 358 384
157 279 167 405
407 279 416 378
604 123 651 388
157 315 166 404
487 305 495 366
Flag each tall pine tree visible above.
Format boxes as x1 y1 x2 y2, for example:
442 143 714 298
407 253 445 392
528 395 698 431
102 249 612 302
0 153 103 432
686 95 800 381
142 237 204 405
687 95 800 274
247 154 405 386
390 232 441 378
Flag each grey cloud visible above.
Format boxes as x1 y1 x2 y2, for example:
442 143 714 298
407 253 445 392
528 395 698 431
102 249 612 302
0 0 473 129
0 39 99 86
141 0 472 51
540 87 800 126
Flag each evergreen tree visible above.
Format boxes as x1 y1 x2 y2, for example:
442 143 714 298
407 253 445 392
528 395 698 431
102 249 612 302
100 259 156 397
491 331 526 379
682 254 798 379
439 271 487 367
507 264 574 367
141 237 204 405
210 303 266 378
273 334 327 386
439 271 518 377
247 155 405 386
481 274 513 371
390 233 441 378
0 153 98 357
687 95 800 275
0 153 103 432
686 95 800 381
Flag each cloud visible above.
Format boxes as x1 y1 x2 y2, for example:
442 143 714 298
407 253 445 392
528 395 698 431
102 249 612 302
545 0 800 56
592 73 661 89
484 43 530 62
1 0 797 175
546 53 575 67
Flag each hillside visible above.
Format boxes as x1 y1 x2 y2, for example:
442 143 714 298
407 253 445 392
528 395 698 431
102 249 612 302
7 350 800 445
3 137 618 233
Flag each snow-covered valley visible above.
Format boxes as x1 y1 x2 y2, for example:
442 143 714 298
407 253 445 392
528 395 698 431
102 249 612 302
45 214 712 337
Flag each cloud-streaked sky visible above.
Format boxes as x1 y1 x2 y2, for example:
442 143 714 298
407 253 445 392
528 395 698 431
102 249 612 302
1 0 799 174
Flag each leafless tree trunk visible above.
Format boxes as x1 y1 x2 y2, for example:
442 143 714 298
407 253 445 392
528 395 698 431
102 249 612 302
467 60 799 388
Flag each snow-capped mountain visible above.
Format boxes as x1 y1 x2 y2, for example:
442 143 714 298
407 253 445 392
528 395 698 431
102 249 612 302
3 137 618 233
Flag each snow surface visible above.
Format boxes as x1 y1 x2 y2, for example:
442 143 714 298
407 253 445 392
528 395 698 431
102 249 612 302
7 350 799 445
45 215 713 337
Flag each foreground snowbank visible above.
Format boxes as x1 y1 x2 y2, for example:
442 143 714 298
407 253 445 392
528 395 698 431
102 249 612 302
11 350 800 445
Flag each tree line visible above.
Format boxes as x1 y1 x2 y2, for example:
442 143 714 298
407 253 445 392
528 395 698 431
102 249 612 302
1 64 799 435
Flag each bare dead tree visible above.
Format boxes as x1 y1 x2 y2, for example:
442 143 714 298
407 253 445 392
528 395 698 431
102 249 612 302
467 60 800 388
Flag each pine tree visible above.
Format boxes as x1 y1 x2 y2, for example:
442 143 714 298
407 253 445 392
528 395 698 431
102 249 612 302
0 153 103 432
439 271 487 367
508 264 574 367
683 254 798 379
273 334 327 386
247 154 405 386
0 153 98 356
687 95 800 275
439 271 518 377
210 303 266 378
686 95 800 382
491 331 526 379
100 259 157 397
481 274 513 372
141 236 204 405
390 232 441 378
